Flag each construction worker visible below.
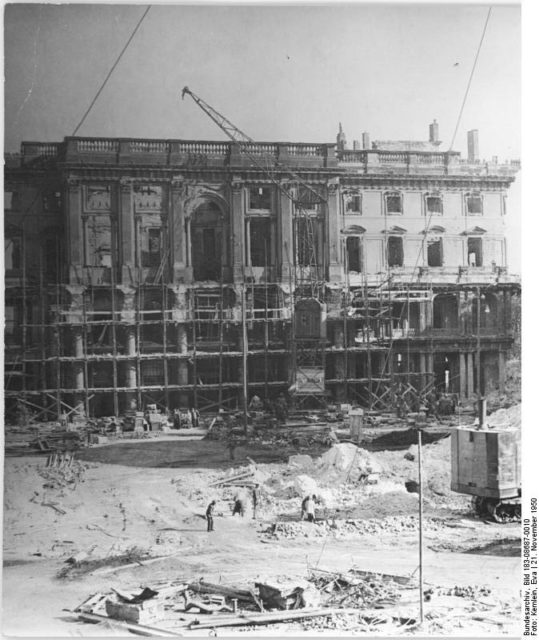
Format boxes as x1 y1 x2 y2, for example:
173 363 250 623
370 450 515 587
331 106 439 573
227 437 237 461
304 495 316 523
232 496 245 517
249 395 263 411
300 495 309 520
252 486 259 519
206 500 216 532
275 393 288 424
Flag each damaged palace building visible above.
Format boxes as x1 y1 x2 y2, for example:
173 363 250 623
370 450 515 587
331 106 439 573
4 122 520 420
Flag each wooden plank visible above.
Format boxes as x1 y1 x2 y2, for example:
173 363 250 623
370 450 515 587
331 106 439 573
188 580 254 602
187 607 351 630
76 611 178 637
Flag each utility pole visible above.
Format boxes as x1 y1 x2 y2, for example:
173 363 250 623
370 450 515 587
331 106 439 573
417 427 425 625
241 281 249 435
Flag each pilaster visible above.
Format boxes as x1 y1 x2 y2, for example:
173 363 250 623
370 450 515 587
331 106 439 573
66 178 83 282
231 179 245 282
171 178 188 282
327 179 343 282
119 178 135 283
278 182 294 285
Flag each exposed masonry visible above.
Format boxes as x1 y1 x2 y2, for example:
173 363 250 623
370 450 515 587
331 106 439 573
4 128 520 419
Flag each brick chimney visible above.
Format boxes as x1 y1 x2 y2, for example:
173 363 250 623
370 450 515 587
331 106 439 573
467 129 479 162
362 132 370 150
429 119 439 144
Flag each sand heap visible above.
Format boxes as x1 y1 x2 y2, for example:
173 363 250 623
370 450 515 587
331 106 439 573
485 403 521 431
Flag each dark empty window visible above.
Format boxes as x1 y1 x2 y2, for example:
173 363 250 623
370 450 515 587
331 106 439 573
249 218 272 267
297 186 321 210
386 193 402 215
346 195 362 213
249 187 271 210
427 238 443 267
142 228 161 267
5 236 22 270
426 195 443 215
346 236 363 272
433 294 458 329
387 236 404 267
468 237 483 267
466 195 483 215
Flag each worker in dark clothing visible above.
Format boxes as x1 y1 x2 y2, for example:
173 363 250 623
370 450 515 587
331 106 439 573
227 438 237 461
206 500 216 532
301 494 317 521
232 497 245 517
252 486 259 519
274 394 288 424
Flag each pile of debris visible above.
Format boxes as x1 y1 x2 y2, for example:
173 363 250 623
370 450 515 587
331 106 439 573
37 452 87 489
266 514 449 540
72 577 356 635
4 424 85 456
308 568 406 609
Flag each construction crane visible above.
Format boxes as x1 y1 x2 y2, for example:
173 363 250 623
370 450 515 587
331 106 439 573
181 87 328 407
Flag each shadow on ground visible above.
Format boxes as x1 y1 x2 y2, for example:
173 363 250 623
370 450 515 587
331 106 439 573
76 439 327 469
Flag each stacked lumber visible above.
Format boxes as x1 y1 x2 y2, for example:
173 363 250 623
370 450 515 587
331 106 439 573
209 468 259 488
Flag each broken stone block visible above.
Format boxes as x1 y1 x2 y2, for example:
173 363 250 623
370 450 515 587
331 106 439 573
105 598 163 624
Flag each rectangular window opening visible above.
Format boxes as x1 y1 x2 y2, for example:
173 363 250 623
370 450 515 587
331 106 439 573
297 186 321 210
346 236 363 273
468 237 483 267
426 195 443 215
387 236 404 267
346 195 362 213
249 187 271 210
249 218 272 267
141 228 162 267
386 193 403 215
427 238 443 267
466 195 483 215
5 236 22 270
4 191 14 210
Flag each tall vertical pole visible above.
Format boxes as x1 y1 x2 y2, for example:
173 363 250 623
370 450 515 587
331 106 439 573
418 428 425 625
476 285 481 400
242 281 249 435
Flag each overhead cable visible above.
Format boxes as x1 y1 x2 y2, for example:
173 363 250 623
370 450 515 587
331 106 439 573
448 6 492 151
72 6 152 136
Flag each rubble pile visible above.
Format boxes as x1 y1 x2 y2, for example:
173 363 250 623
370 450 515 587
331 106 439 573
73 577 346 633
267 515 450 540
309 568 403 609
484 403 521 431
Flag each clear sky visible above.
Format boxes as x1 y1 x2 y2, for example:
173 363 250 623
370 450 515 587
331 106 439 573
3 2 521 268
4 3 520 158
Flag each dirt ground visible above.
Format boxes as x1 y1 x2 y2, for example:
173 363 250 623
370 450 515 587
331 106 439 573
2 429 522 636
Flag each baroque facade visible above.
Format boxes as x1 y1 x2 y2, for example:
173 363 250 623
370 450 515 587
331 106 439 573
4 125 520 420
